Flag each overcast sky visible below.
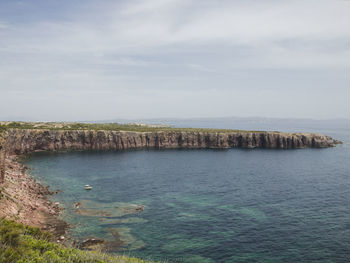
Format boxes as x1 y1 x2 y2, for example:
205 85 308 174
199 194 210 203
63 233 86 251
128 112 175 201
0 0 349 121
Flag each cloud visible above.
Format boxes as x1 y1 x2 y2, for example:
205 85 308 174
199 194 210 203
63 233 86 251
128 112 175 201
2 0 350 64
0 1 348 66
0 22 9 29
187 64 215 72
0 0 350 120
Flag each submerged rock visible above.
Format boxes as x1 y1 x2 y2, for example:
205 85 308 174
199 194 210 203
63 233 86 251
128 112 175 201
99 217 148 224
106 227 145 251
74 200 145 218
78 238 106 250
73 202 81 209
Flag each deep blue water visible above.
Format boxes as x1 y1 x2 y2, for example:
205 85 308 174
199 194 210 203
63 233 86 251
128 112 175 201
23 122 350 263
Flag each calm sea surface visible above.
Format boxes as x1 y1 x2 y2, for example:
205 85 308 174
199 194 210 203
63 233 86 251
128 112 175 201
23 121 350 263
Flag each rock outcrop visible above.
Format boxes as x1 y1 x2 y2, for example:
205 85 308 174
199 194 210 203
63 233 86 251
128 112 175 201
1 128 340 155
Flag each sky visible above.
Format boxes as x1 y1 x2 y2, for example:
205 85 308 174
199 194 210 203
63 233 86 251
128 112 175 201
0 0 350 121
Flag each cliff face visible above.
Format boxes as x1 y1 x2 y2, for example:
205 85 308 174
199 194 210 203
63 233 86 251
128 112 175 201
0 151 4 184
1 129 340 155
0 134 5 184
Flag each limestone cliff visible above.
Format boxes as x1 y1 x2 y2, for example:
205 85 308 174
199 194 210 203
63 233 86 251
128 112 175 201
1 128 340 155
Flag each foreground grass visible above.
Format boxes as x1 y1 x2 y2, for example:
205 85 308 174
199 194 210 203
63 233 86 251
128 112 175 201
0 121 265 134
0 218 152 263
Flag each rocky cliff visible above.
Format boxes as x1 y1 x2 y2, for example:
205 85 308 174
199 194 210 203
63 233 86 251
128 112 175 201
1 128 340 155
0 134 5 184
0 150 4 184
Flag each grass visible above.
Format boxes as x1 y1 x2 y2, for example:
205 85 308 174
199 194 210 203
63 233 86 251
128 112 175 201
0 121 267 134
0 218 153 263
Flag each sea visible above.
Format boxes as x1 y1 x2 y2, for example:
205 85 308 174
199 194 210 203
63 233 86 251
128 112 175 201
22 118 350 263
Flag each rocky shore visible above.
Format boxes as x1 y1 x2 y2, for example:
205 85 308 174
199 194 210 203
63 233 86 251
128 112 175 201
0 155 68 239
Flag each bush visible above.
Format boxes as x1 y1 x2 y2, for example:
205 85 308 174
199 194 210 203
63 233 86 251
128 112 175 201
0 219 22 247
0 218 153 263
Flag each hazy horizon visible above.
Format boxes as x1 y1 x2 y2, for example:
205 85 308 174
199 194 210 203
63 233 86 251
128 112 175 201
1 115 350 123
1 0 349 120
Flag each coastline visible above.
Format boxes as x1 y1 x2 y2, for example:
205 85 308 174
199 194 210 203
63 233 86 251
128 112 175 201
0 123 343 252
0 154 69 240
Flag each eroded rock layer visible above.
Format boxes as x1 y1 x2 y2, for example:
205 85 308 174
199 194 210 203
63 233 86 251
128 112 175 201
1 129 340 155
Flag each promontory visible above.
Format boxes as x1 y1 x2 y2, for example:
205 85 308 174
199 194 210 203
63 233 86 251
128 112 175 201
0 122 341 156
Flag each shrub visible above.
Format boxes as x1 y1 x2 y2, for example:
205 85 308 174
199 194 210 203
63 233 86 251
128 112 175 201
0 218 154 263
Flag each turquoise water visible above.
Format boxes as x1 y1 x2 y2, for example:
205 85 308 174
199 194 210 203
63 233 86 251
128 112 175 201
23 127 350 263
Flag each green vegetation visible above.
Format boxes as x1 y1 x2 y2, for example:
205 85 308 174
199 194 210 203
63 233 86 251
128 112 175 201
0 125 6 138
0 121 266 134
0 218 152 263
0 126 6 135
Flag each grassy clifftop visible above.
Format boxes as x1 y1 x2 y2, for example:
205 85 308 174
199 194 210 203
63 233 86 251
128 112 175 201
0 218 152 263
0 121 264 134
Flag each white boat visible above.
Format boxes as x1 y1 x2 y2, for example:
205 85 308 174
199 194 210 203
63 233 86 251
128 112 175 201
84 185 92 190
